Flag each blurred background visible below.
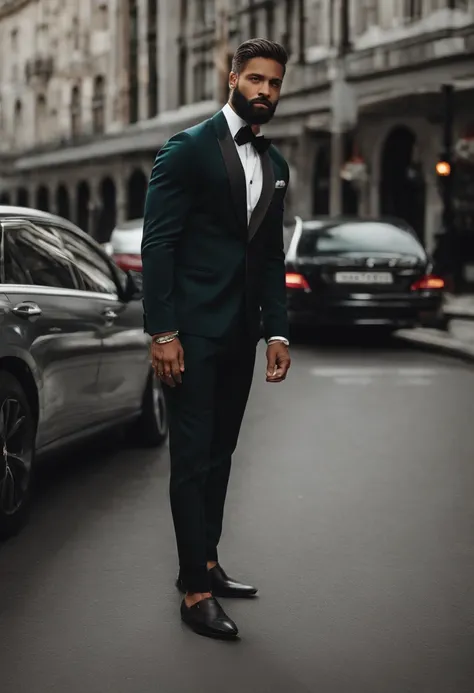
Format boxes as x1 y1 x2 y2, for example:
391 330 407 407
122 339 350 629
0 1 473 289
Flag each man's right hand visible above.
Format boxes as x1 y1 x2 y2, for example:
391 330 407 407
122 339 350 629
150 334 185 388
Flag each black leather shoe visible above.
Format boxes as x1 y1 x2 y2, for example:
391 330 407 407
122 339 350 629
209 564 258 598
180 597 239 639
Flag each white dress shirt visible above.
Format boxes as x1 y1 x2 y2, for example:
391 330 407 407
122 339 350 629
221 104 289 347
222 103 263 225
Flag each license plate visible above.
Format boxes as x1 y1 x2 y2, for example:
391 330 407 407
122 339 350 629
334 272 393 284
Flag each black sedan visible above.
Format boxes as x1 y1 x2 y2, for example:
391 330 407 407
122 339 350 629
285 217 445 330
0 206 168 540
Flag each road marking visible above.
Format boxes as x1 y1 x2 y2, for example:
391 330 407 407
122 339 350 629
309 365 447 386
399 378 432 386
310 366 446 378
334 377 373 385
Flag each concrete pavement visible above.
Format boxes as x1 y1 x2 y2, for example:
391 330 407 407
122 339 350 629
1 337 473 693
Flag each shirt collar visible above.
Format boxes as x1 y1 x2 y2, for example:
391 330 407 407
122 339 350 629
221 103 263 140
222 103 247 140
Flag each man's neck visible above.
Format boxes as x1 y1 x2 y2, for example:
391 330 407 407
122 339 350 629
227 101 261 135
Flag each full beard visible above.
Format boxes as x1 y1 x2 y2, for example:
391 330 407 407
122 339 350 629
230 84 278 125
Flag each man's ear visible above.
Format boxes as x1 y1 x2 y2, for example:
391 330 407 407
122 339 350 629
229 71 238 90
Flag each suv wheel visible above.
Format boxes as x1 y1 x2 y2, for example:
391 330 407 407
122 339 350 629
0 372 36 540
134 372 169 448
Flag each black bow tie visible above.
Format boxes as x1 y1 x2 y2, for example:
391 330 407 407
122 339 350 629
235 125 271 154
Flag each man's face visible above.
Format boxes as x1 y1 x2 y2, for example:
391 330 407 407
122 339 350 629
229 57 284 125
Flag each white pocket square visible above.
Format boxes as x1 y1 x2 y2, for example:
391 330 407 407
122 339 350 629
275 180 286 189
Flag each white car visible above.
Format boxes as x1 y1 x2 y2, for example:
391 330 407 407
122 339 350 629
104 218 143 272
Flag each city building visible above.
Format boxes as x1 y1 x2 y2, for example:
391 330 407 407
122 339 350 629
0 0 473 268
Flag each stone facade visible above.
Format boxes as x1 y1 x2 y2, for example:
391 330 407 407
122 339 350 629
0 0 473 251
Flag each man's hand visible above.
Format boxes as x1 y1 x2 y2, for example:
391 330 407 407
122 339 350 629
150 334 185 388
266 342 291 383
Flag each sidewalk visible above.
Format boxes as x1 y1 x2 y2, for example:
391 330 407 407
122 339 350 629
397 294 474 363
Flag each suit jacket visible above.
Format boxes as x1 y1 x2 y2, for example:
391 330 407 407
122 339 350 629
141 110 290 342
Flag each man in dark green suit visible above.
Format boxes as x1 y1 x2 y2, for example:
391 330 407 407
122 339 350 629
141 38 291 639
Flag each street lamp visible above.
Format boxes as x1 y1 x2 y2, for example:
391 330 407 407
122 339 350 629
329 0 356 216
435 83 460 291
435 160 451 177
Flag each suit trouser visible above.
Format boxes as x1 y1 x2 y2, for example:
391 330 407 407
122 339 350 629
163 330 256 593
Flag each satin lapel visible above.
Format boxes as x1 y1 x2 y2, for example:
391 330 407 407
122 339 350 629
248 151 275 243
213 113 247 234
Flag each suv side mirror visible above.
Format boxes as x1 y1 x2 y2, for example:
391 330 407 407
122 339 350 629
122 269 143 301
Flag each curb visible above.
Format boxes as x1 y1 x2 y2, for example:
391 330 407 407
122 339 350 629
396 328 474 365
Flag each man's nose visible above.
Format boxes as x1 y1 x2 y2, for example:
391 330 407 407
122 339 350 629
259 83 271 98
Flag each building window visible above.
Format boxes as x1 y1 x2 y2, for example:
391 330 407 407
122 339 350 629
193 52 213 103
249 0 257 36
71 85 81 139
404 0 423 21
360 0 378 33
72 16 80 50
265 1 275 39
148 0 158 117
307 0 322 46
14 99 22 148
128 0 139 123
297 0 305 62
180 0 188 24
11 28 18 52
36 94 47 143
94 1 108 31
194 56 205 103
196 0 206 25
92 76 106 134
178 43 188 106
283 0 295 56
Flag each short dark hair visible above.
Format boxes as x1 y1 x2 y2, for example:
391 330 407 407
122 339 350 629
231 38 288 75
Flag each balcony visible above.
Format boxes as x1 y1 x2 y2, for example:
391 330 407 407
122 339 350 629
347 22 474 82
25 56 54 84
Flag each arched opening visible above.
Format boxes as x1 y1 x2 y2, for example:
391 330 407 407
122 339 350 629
36 185 50 212
56 185 70 220
380 126 426 243
76 181 90 234
96 177 117 242
0 191 11 205
127 169 147 220
16 188 29 207
313 140 330 216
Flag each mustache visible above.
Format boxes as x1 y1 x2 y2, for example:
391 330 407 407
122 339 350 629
250 98 272 108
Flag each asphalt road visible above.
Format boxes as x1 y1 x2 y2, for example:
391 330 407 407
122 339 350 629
1 335 474 693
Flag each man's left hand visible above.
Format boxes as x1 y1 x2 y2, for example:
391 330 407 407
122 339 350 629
266 342 291 383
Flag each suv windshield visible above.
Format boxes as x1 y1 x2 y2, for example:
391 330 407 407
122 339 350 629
297 222 425 258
